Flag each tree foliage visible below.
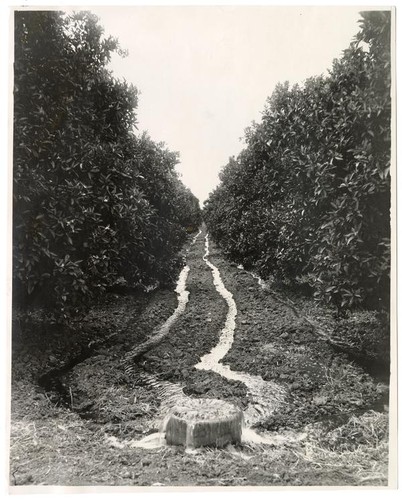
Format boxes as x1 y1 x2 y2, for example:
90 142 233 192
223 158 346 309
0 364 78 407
204 11 391 313
13 11 201 322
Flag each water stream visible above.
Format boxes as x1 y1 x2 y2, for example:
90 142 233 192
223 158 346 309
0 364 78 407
148 229 203 341
123 231 201 369
195 234 286 432
108 233 386 454
115 232 291 450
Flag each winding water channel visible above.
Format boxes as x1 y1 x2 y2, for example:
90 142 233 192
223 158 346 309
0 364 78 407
126 232 290 450
195 235 286 428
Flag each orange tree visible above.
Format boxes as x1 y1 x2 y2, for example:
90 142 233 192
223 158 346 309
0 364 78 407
204 11 391 313
13 11 201 323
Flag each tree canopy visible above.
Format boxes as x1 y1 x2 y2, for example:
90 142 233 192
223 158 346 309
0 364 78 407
13 11 202 323
204 11 391 313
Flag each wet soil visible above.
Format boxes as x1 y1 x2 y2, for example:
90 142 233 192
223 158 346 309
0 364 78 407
9 229 390 488
209 245 389 432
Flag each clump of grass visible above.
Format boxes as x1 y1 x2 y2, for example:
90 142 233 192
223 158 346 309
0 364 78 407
332 310 390 364
295 410 389 485
312 360 384 413
317 410 388 451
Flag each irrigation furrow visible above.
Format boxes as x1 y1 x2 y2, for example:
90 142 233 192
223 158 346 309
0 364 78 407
123 230 201 369
195 234 286 428
119 231 295 451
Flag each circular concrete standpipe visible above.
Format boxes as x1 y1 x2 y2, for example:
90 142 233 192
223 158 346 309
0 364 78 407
164 398 243 448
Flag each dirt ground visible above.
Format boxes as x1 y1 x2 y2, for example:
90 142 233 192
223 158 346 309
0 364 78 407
9 229 390 488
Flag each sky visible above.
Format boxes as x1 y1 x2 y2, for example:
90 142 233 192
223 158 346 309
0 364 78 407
84 6 365 205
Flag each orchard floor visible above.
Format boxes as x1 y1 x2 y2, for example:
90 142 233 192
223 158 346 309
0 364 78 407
9 229 390 488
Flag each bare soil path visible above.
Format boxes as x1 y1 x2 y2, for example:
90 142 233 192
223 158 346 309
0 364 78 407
9 228 389 488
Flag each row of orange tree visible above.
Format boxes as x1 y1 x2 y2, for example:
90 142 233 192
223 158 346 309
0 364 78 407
13 11 202 323
203 12 391 314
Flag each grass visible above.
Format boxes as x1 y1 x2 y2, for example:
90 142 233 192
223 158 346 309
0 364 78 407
9 398 389 487
298 411 389 485
248 410 389 486
312 359 388 415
